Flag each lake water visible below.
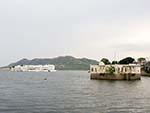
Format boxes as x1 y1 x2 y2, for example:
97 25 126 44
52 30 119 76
0 71 150 113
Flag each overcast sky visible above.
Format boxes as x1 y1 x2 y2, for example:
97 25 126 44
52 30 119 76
0 0 150 66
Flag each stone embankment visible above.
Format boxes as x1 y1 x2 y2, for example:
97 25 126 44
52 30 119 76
91 73 141 80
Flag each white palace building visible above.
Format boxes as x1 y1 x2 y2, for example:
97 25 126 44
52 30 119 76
11 65 56 72
90 62 141 80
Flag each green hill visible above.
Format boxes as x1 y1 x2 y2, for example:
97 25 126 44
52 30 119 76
8 56 98 70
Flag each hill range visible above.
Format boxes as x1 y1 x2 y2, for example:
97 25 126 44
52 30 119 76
8 56 99 70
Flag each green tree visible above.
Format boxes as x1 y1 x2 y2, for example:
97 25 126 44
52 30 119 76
137 57 146 63
112 61 118 64
106 66 115 74
119 57 135 64
144 62 150 73
101 58 111 65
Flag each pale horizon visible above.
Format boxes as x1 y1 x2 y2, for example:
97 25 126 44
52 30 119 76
0 0 150 66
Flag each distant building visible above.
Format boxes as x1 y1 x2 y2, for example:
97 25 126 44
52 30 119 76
11 65 56 72
90 62 141 80
143 62 150 74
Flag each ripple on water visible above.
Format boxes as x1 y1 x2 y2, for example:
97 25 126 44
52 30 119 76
0 71 149 113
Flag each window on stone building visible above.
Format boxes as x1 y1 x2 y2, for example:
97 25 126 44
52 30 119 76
91 68 94 72
125 68 127 72
95 68 97 72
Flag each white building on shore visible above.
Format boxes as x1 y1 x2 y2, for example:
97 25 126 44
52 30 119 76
90 62 141 80
90 64 141 75
11 65 56 72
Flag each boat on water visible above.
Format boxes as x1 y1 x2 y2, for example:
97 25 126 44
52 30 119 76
11 64 56 72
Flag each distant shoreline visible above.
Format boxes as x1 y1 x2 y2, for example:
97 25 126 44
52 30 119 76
0 67 89 71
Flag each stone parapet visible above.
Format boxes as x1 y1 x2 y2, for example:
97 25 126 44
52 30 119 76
90 73 141 80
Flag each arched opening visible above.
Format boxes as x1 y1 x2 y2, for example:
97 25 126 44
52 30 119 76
91 68 94 72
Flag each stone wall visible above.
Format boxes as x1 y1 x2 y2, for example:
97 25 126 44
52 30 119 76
90 73 141 80
90 64 141 75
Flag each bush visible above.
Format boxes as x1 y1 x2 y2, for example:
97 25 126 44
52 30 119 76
106 66 115 74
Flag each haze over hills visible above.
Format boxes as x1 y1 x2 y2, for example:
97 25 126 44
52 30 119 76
8 56 99 70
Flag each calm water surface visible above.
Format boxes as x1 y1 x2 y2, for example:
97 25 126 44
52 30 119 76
0 71 150 113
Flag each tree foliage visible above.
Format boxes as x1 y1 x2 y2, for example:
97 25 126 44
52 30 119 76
101 58 111 65
106 66 115 74
137 57 146 63
118 57 135 64
112 61 118 64
144 62 150 73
